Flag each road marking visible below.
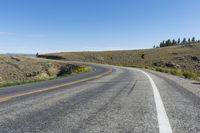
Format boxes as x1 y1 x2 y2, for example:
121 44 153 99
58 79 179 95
138 69 173 133
0 68 112 103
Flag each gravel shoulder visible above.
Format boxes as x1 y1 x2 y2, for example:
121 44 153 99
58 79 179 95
145 69 200 98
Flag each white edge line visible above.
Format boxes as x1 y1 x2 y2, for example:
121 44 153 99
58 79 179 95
137 69 173 133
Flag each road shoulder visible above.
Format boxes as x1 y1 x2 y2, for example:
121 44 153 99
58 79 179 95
145 69 200 98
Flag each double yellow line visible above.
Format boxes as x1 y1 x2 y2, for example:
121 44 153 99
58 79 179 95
0 68 112 103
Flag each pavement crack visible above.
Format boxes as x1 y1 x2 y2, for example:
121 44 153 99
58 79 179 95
127 80 137 96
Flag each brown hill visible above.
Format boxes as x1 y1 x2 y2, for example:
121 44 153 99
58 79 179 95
40 43 200 74
0 56 90 86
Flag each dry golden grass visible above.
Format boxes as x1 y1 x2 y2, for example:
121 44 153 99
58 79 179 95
41 43 200 74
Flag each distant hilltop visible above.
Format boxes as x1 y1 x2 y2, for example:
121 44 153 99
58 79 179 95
39 42 200 77
0 53 35 57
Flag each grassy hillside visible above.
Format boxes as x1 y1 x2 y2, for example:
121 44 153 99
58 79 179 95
0 56 91 87
39 43 200 74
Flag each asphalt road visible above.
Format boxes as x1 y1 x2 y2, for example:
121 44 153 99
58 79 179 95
0 63 199 133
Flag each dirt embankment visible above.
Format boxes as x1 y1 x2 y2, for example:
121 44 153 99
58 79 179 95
0 56 90 84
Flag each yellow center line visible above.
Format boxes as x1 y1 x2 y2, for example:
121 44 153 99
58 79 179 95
0 68 112 103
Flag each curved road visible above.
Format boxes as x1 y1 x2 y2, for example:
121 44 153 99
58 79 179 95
0 63 199 133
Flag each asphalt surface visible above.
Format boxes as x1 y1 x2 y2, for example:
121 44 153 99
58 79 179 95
0 63 200 133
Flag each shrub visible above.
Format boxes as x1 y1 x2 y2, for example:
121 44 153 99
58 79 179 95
155 67 163 72
174 69 183 76
147 66 198 80
182 71 198 80
164 68 170 73
73 66 92 74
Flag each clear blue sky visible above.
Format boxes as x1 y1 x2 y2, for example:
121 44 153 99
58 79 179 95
0 0 200 54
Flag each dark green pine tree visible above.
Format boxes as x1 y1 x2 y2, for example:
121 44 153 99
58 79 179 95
182 38 187 44
172 39 177 45
177 38 180 44
165 39 171 46
188 38 191 44
192 37 195 42
159 41 165 47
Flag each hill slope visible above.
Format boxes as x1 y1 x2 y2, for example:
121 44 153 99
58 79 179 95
39 43 200 74
0 56 91 86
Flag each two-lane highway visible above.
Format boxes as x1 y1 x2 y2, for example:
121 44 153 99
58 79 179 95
0 63 199 133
